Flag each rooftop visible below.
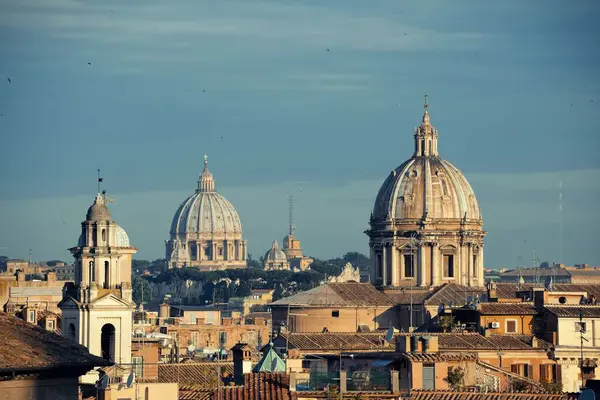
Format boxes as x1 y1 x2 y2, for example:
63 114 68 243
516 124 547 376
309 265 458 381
437 333 553 351
158 362 233 387
494 283 600 300
214 372 297 400
409 390 575 400
270 282 394 307
275 332 394 352
0 312 110 373
501 268 571 277
478 302 537 315
546 305 600 318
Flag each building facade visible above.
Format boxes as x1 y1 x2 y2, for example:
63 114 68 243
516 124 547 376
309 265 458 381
366 97 486 288
59 192 136 364
165 156 248 270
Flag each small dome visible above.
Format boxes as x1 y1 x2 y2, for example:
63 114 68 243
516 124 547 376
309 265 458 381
114 224 130 247
86 194 112 221
265 240 287 262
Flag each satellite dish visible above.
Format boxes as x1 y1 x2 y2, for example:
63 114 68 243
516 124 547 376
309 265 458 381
126 372 135 389
187 344 196 353
97 374 109 390
580 389 596 400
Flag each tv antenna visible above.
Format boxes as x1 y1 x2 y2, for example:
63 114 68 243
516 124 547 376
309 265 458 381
288 194 295 236
558 180 564 264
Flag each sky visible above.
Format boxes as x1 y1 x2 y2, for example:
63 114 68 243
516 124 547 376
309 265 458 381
0 0 599 268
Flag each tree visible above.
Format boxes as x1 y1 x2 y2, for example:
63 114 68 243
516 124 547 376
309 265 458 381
132 276 152 304
246 254 263 269
236 281 252 297
444 367 465 390
438 315 454 333
273 283 283 301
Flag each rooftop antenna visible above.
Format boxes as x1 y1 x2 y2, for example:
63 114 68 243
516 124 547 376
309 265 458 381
28 249 32 266
532 249 539 283
559 180 563 264
288 194 295 236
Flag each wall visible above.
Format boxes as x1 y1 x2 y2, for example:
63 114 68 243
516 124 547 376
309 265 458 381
103 382 178 400
132 340 160 379
557 317 600 347
272 306 395 333
0 376 78 400
479 315 534 335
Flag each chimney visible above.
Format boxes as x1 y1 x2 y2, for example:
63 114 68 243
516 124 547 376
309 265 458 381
531 337 538 348
16 271 25 282
486 281 497 302
159 303 170 319
45 272 56 282
533 288 546 311
232 343 252 386
410 336 419 353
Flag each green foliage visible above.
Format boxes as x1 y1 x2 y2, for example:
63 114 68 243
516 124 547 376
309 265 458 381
246 254 263 269
444 367 465 390
132 259 151 270
132 275 152 304
438 315 455 333
541 381 563 394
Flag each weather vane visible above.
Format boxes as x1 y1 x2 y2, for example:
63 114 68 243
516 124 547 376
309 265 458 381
424 93 429 112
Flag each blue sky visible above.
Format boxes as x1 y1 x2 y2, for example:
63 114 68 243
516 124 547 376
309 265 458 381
0 0 598 268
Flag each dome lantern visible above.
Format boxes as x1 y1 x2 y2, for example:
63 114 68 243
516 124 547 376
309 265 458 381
413 93 439 158
197 155 215 193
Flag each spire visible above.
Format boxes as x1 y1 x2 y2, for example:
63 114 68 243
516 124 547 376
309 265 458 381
422 93 430 125
197 154 215 192
413 93 439 157
272 240 280 249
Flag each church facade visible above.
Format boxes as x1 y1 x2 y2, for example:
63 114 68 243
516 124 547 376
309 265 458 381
165 156 248 270
59 193 136 365
366 97 486 288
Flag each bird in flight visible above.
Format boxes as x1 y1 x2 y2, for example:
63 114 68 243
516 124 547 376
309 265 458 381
326 48 330 52
88 62 92 65
6 77 11 83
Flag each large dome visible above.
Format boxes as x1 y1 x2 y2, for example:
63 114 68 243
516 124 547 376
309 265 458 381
366 97 485 289
170 192 242 236
373 157 480 221
166 155 247 270
372 99 481 223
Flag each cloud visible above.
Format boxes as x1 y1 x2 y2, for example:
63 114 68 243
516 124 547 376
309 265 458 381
0 0 489 52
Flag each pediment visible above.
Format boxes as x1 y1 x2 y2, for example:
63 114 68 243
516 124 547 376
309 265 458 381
90 293 133 308
58 296 81 309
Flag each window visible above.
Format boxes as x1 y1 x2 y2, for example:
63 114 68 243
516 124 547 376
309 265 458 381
559 296 567 304
47 320 55 330
511 364 531 377
473 255 478 276
219 331 227 345
443 255 454 278
332 310 340 318
28 310 36 323
204 246 211 257
576 321 587 333
506 320 517 333
218 248 223 256
132 356 144 377
404 254 415 278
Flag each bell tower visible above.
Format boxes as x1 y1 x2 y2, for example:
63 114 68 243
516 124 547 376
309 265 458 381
59 191 136 364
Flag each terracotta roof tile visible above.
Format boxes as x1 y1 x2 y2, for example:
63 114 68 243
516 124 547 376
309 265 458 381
495 283 600 300
277 332 394 352
213 373 297 400
423 284 486 307
435 333 552 351
270 282 394 307
0 312 110 373
401 352 478 363
546 305 600 318
478 302 537 315
158 362 233 387
410 390 573 400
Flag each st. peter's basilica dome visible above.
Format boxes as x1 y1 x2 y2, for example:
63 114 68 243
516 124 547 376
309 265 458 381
165 156 247 270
